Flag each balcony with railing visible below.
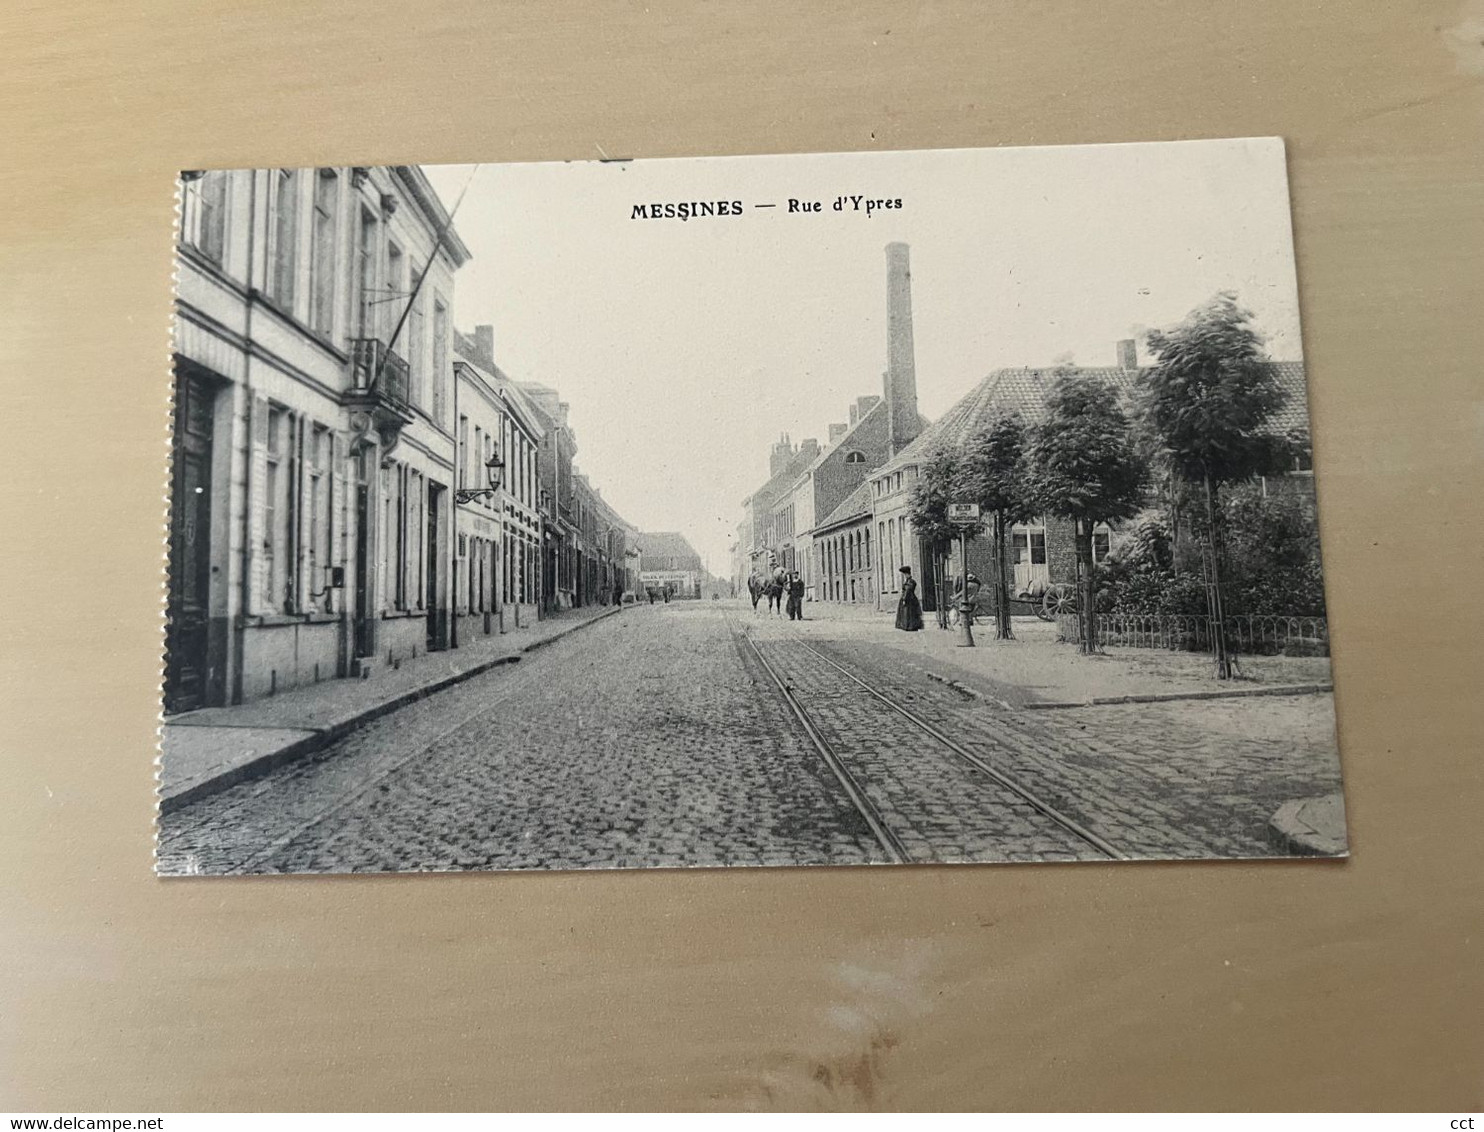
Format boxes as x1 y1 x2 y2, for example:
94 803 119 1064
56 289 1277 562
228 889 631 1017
342 338 414 452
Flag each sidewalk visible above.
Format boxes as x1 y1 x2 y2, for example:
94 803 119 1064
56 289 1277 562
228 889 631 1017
158 604 622 811
778 599 1334 706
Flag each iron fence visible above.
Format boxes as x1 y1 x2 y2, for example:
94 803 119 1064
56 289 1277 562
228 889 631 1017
1055 612 1329 656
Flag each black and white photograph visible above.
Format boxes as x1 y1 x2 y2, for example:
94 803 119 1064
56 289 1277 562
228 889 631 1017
157 137 1345 875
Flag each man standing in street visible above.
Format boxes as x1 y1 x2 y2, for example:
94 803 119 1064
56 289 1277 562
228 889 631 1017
786 571 805 621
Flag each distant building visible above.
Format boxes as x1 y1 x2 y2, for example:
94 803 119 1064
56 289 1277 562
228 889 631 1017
749 242 924 600
868 340 1314 609
639 531 704 598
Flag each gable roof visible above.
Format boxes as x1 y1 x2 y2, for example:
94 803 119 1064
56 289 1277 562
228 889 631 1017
877 360 1311 476
639 531 702 564
775 401 934 504
815 479 875 534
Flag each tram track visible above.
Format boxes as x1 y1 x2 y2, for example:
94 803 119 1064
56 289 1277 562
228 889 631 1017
728 610 1125 863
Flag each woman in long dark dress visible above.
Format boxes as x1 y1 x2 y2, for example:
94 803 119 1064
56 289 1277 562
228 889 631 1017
895 565 923 631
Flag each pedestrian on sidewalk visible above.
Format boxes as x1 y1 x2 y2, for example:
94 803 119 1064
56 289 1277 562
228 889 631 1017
895 565 923 632
786 571 805 621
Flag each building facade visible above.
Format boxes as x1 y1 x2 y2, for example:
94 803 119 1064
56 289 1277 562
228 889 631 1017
638 532 705 598
451 326 546 637
168 164 471 713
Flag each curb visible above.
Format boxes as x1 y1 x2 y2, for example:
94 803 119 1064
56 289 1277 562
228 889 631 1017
924 671 1017 713
159 605 623 813
1268 794 1349 857
1022 682 1334 710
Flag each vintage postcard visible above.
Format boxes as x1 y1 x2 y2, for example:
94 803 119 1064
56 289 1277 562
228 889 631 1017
157 138 1345 875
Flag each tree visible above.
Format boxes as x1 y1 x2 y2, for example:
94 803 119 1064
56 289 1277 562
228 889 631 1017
956 412 1033 639
1029 371 1147 653
1139 292 1291 677
907 446 961 627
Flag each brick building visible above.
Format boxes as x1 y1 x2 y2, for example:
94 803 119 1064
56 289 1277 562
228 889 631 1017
639 531 704 598
868 341 1314 611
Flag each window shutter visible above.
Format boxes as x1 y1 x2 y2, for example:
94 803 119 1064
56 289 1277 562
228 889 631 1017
248 395 270 616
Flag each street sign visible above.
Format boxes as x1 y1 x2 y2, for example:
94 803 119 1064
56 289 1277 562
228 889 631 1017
947 502 981 525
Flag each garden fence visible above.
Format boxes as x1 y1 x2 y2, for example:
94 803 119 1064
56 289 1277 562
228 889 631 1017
1055 612 1329 656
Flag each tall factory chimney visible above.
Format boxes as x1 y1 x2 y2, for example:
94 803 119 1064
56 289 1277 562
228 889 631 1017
884 242 922 455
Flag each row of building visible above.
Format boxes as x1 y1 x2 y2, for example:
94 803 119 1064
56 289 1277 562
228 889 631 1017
168 164 652 714
733 243 1314 615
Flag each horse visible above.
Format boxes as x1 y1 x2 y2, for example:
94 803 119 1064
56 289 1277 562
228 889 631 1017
747 573 765 613
765 578 789 614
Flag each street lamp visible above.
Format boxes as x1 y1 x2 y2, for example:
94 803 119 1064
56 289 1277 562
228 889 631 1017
455 452 505 505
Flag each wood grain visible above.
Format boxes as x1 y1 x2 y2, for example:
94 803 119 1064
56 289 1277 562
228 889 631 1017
1 0 1481 1111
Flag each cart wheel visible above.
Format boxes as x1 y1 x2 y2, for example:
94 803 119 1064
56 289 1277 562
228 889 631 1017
1042 584 1077 618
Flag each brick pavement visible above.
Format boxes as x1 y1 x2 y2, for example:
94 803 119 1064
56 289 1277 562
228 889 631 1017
750 634 1101 864
157 600 1347 876
159 604 619 809
799 633 1346 859
157 603 881 875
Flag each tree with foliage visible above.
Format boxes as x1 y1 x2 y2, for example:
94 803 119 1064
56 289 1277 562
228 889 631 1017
906 446 962 627
1029 371 1147 653
956 412 1033 639
1139 292 1291 677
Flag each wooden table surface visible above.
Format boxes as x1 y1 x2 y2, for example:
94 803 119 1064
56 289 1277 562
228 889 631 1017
2 0 1481 1111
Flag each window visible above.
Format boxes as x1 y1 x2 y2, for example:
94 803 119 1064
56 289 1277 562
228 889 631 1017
181 171 228 264
844 450 865 464
268 169 299 309
309 425 332 608
390 465 407 610
410 471 424 609
262 407 298 613
310 170 338 334
432 299 449 425
459 418 470 491
385 242 404 346
1093 527 1111 563
407 287 424 404
356 208 377 337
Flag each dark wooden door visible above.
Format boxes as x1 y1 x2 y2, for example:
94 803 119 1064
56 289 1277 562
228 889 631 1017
164 370 215 714
426 483 444 650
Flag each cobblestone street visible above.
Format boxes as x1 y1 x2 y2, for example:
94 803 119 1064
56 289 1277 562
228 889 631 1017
158 601 1344 874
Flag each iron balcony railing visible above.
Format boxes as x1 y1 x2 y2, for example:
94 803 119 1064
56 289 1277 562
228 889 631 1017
347 338 411 410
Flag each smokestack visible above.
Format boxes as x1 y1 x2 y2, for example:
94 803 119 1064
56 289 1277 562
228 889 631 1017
1117 338 1137 369
798 438 820 463
828 423 847 445
884 243 921 455
474 324 495 366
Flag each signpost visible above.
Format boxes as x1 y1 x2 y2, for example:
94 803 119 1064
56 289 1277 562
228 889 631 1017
948 503 981 647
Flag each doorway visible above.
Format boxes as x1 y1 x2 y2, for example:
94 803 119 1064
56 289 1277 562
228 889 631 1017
354 450 372 659
164 368 215 714
426 482 447 650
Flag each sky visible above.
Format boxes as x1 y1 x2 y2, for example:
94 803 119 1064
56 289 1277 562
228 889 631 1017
426 138 1305 574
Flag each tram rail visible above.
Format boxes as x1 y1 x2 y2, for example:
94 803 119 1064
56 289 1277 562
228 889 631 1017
728 610 1125 863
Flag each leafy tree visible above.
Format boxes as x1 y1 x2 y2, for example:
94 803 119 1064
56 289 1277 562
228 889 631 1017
1029 371 1147 653
1140 292 1292 676
907 446 961 624
956 412 1033 639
